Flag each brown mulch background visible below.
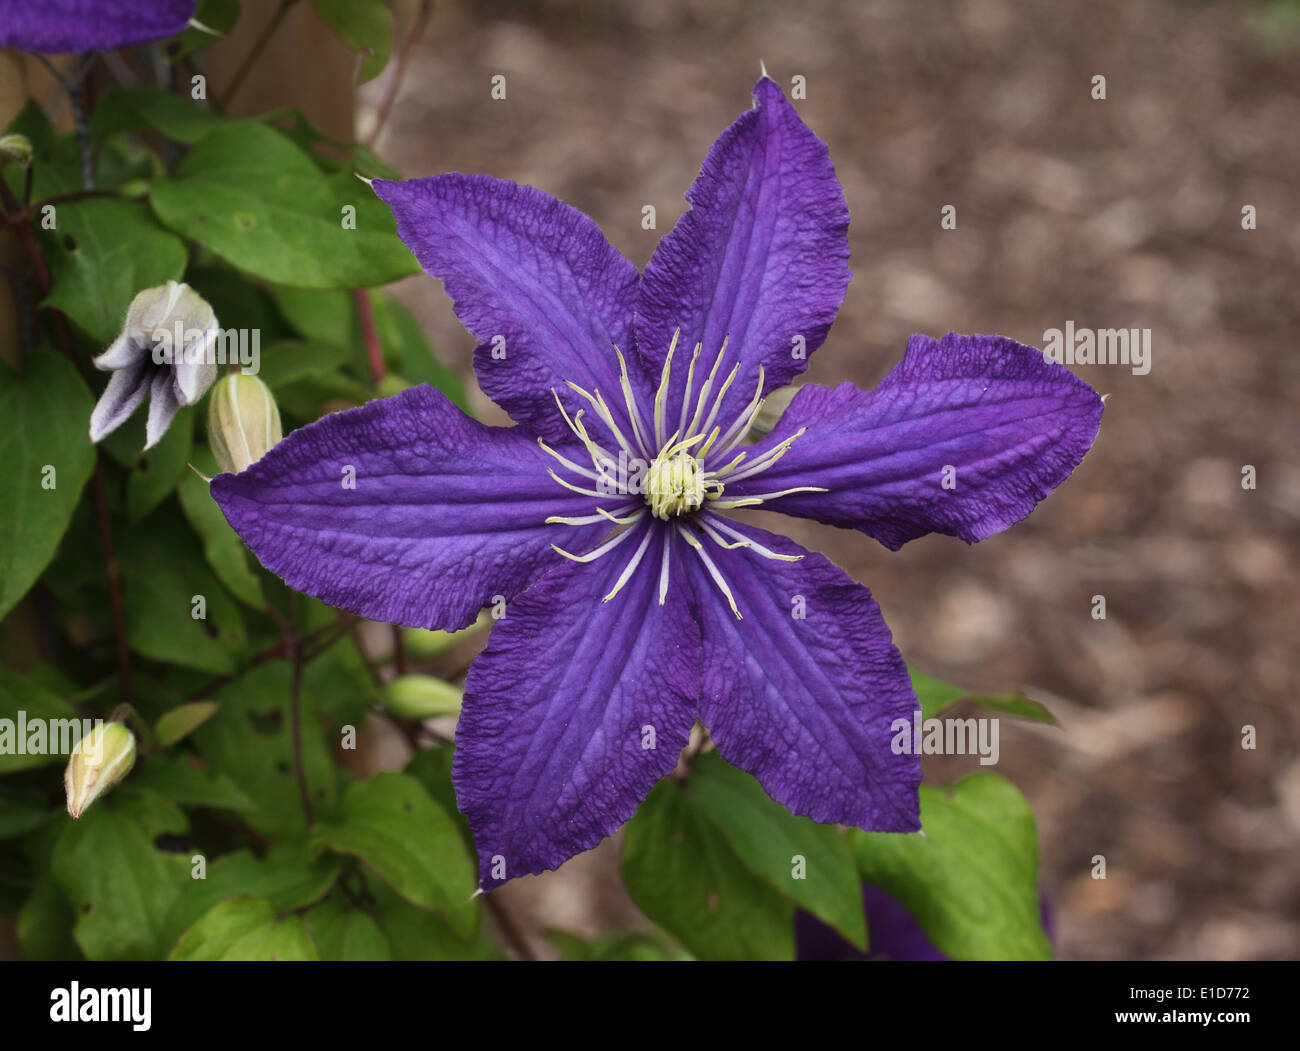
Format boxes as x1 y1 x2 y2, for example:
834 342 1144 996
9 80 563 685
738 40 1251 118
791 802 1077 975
361 0 1300 959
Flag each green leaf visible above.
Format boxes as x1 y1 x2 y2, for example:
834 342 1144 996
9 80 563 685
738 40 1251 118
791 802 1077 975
154 700 220 747
369 882 494 961
403 744 472 849
0 785 50 838
90 86 221 144
0 351 95 622
51 793 191 960
690 753 865 950
254 338 355 390
150 122 418 288
18 879 81 960
4 102 79 200
269 286 468 409
310 0 394 82
162 844 339 949
169 897 320 960
129 751 255 812
312 773 477 939
118 504 247 674
847 772 1052 961
266 107 400 180
303 897 392 960
190 662 337 840
173 0 242 56
622 778 795 960
176 448 264 608
911 668 1059 725
40 197 187 345
0 665 80 773
126 406 193 522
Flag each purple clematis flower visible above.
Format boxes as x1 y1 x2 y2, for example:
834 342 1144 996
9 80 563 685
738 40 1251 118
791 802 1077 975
0 0 195 53
211 77 1102 887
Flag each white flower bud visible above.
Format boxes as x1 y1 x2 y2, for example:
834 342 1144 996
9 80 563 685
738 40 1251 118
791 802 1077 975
65 722 136 820
0 133 33 168
208 373 283 475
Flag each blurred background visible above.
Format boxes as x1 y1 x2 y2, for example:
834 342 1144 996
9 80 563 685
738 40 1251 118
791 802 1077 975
350 0 1299 960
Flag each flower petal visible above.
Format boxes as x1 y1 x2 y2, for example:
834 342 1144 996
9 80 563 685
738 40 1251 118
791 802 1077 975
453 520 699 886
211 385 611 631
0 0 195 53
144 368 181 450
88 363 149 443
682 521 920 832
636 76 850 429
726 333 1104 549
372 174 645 446
93 332 148 372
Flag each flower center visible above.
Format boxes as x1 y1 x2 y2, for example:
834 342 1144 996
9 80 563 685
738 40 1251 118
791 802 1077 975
646 451 705 519
538 330 827 617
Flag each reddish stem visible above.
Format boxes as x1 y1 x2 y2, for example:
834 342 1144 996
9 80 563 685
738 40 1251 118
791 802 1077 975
353 287 385 385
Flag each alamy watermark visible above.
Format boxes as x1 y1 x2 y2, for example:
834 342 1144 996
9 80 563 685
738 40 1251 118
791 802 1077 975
0 712 105 758
151 322 261 375
890 712 1000 765
1042 322 1151 375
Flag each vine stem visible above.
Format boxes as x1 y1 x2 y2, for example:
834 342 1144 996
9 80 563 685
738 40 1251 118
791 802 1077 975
216 0 299 111
482 892 536 961
365 0 433 148
268 604 314 826
353 287 385 384
184 615 354 703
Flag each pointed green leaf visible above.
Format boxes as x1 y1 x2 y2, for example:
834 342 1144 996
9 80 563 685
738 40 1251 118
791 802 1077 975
153 701 220 747
41 198 187 344
169 896 319 960
847 772 1052 961
312 773 477 939
0 351 95 622
51 794 191 960
622 778 795 960
162 845 339 950
690 752 865 949
150 122 417 288
304 897 392 960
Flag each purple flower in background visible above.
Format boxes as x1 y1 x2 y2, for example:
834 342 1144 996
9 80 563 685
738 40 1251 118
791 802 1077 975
796 885 1056 961
211 77 1102 886
0 0 195 53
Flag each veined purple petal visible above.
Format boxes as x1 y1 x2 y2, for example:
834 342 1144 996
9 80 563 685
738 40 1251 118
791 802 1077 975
373 174 647 447
211 385 608 631
728 333 1104 549
88 362 149 443
453 520 699 886
682 521 920 832
636 76 850 430
0 0 195 53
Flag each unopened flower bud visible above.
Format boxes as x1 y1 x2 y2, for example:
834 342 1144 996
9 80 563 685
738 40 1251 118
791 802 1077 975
382 675 463 719
0 133 33 169
208 373 283 475
89 280 220 450
65 722 136 819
